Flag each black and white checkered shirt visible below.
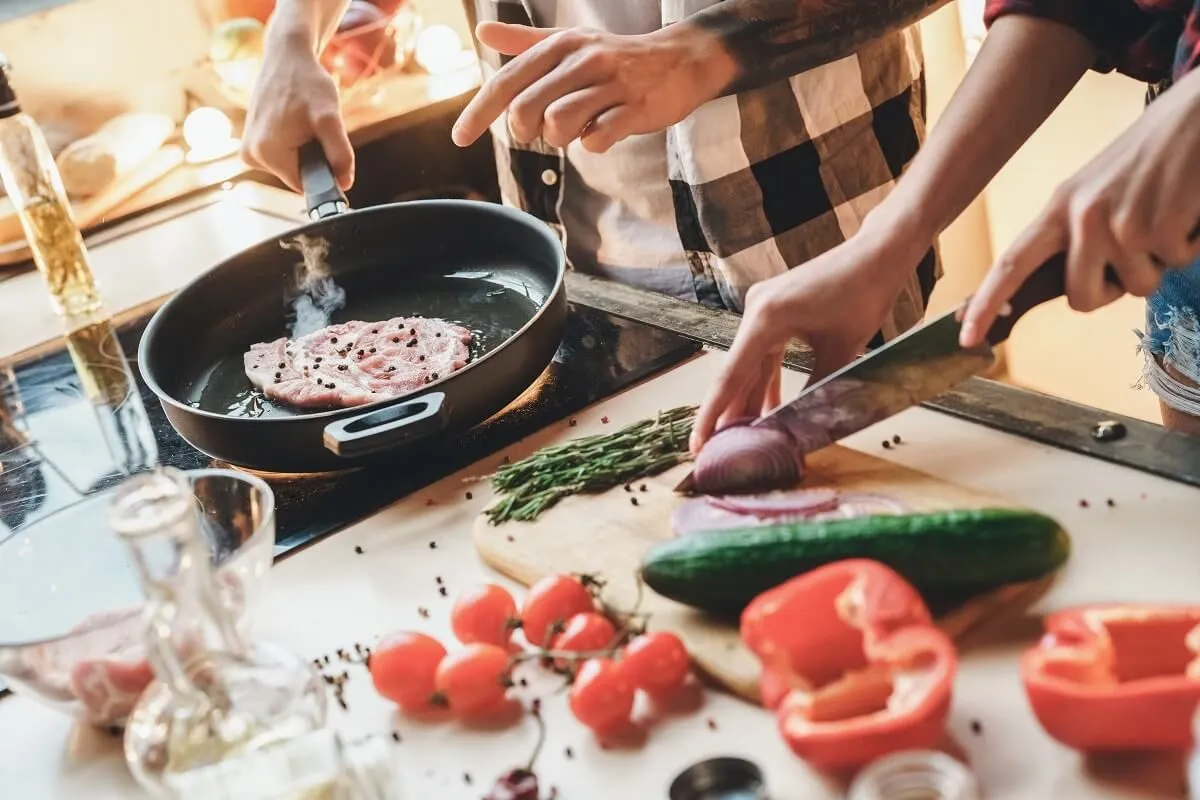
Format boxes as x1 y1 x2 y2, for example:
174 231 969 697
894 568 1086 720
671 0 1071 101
465 0 940 346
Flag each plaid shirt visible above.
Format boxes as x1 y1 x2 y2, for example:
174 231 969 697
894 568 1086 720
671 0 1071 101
984 0 1200 84
464 1 938 345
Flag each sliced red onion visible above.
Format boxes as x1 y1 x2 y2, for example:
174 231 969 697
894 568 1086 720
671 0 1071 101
692 425 803 495
672 497 762 535
707 488 840 517
808 492 910 521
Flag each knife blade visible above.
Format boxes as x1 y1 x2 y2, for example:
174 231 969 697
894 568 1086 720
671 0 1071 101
675 253 1072 494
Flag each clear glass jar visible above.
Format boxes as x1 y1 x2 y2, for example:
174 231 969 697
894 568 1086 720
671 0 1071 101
0 54 102 317
848 750 982 800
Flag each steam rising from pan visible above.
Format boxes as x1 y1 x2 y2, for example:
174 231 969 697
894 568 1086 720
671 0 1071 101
281 234 346 338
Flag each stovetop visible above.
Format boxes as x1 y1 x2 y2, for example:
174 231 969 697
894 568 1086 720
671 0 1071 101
0 303 699 555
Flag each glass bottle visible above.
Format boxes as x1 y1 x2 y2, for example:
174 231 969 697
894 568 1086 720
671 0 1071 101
65 313 159 480
847 750 982 800
109 468 328 797
168 728 402 800
0 52 102 317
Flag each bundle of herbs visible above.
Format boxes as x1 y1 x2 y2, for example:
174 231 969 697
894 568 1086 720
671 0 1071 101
483 405 697 525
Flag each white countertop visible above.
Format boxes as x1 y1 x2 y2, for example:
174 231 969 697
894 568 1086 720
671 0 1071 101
1 185 1198 800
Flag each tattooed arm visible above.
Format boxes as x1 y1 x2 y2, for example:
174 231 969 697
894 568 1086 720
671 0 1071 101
688 0 956 94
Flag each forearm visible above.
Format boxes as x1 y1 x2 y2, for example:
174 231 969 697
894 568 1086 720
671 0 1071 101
869 15 1096 247
268 0 351 53
687 0 956 95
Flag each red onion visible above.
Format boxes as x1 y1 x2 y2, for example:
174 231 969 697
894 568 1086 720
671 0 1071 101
672 497 761 535
692 424 802 495
808 493 910 521
707 488 840 517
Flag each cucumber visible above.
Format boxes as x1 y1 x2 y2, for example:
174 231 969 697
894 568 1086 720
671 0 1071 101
640 508 1070 617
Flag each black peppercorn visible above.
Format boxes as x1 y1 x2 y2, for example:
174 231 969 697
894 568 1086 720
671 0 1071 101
331 337 338 343
431 372 439 380
392 337 400 343
278 362 285 369
354 545 363 554
882 440 892 449
369 347 376 353
630 497 639 506
338 364 347 371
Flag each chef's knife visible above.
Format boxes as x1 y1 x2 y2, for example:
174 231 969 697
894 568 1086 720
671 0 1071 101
675 254 1075 494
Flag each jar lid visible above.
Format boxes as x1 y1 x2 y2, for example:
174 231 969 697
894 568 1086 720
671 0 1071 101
668 757 766 800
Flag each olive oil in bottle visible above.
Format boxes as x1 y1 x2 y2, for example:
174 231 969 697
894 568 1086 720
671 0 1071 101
0 52 102 317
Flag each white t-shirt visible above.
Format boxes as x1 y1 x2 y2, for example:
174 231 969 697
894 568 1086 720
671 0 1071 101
525 1 695 299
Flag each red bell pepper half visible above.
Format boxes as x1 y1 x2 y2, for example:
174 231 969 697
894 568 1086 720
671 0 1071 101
741 559 957 771
1022 605 1200 751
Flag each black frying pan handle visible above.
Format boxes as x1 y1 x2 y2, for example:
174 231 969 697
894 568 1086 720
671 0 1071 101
299 140 349 221
322 392 449 458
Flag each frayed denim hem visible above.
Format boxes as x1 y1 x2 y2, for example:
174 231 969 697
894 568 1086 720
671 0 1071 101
1136 306 1200 416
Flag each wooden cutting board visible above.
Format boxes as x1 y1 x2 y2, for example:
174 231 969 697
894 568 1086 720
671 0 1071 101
0 145 185 267
473 445 1051 704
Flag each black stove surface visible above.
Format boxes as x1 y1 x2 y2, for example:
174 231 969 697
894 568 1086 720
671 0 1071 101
0 304 699 556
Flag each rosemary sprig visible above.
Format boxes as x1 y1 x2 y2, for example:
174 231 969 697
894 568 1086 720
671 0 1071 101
484 405 697 525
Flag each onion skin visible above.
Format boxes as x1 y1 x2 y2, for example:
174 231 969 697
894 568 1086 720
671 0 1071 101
692 424 803 496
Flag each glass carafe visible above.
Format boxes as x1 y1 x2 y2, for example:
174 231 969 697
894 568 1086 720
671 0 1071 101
110 468 327 797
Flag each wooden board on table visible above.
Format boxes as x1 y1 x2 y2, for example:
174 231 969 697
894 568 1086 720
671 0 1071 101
473 445 1047 704
0 145 185 267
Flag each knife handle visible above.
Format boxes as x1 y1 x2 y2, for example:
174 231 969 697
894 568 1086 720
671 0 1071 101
985 220 1200 346
984 255 1122 346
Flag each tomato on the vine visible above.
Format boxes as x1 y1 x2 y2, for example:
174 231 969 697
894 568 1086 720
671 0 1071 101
451 583 518 646
369 631 446 711
434 643 513 717
569 657 634 736
520 575 595 648
619 632 690 697
552 612 616 669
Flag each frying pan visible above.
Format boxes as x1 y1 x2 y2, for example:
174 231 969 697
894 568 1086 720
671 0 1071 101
137 143 567 473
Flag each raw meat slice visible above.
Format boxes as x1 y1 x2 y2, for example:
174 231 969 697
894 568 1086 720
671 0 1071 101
244 316 472 410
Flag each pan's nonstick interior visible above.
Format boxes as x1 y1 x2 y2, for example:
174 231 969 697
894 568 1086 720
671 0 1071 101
188 263 544 420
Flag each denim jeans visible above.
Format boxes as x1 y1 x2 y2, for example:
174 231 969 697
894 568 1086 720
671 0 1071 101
1139 259 1200 418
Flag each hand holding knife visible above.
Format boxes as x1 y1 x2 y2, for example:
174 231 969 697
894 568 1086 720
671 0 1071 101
675 252 1076 494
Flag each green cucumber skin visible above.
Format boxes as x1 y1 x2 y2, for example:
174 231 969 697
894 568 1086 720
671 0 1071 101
640 508 1070 616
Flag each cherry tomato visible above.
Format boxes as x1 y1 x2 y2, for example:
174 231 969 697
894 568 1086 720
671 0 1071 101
619 632 690 697
521 575 595 648
369 631 446 711
434 643 512 717
451 584 518 646
552 612 617 669
569 658 635 736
